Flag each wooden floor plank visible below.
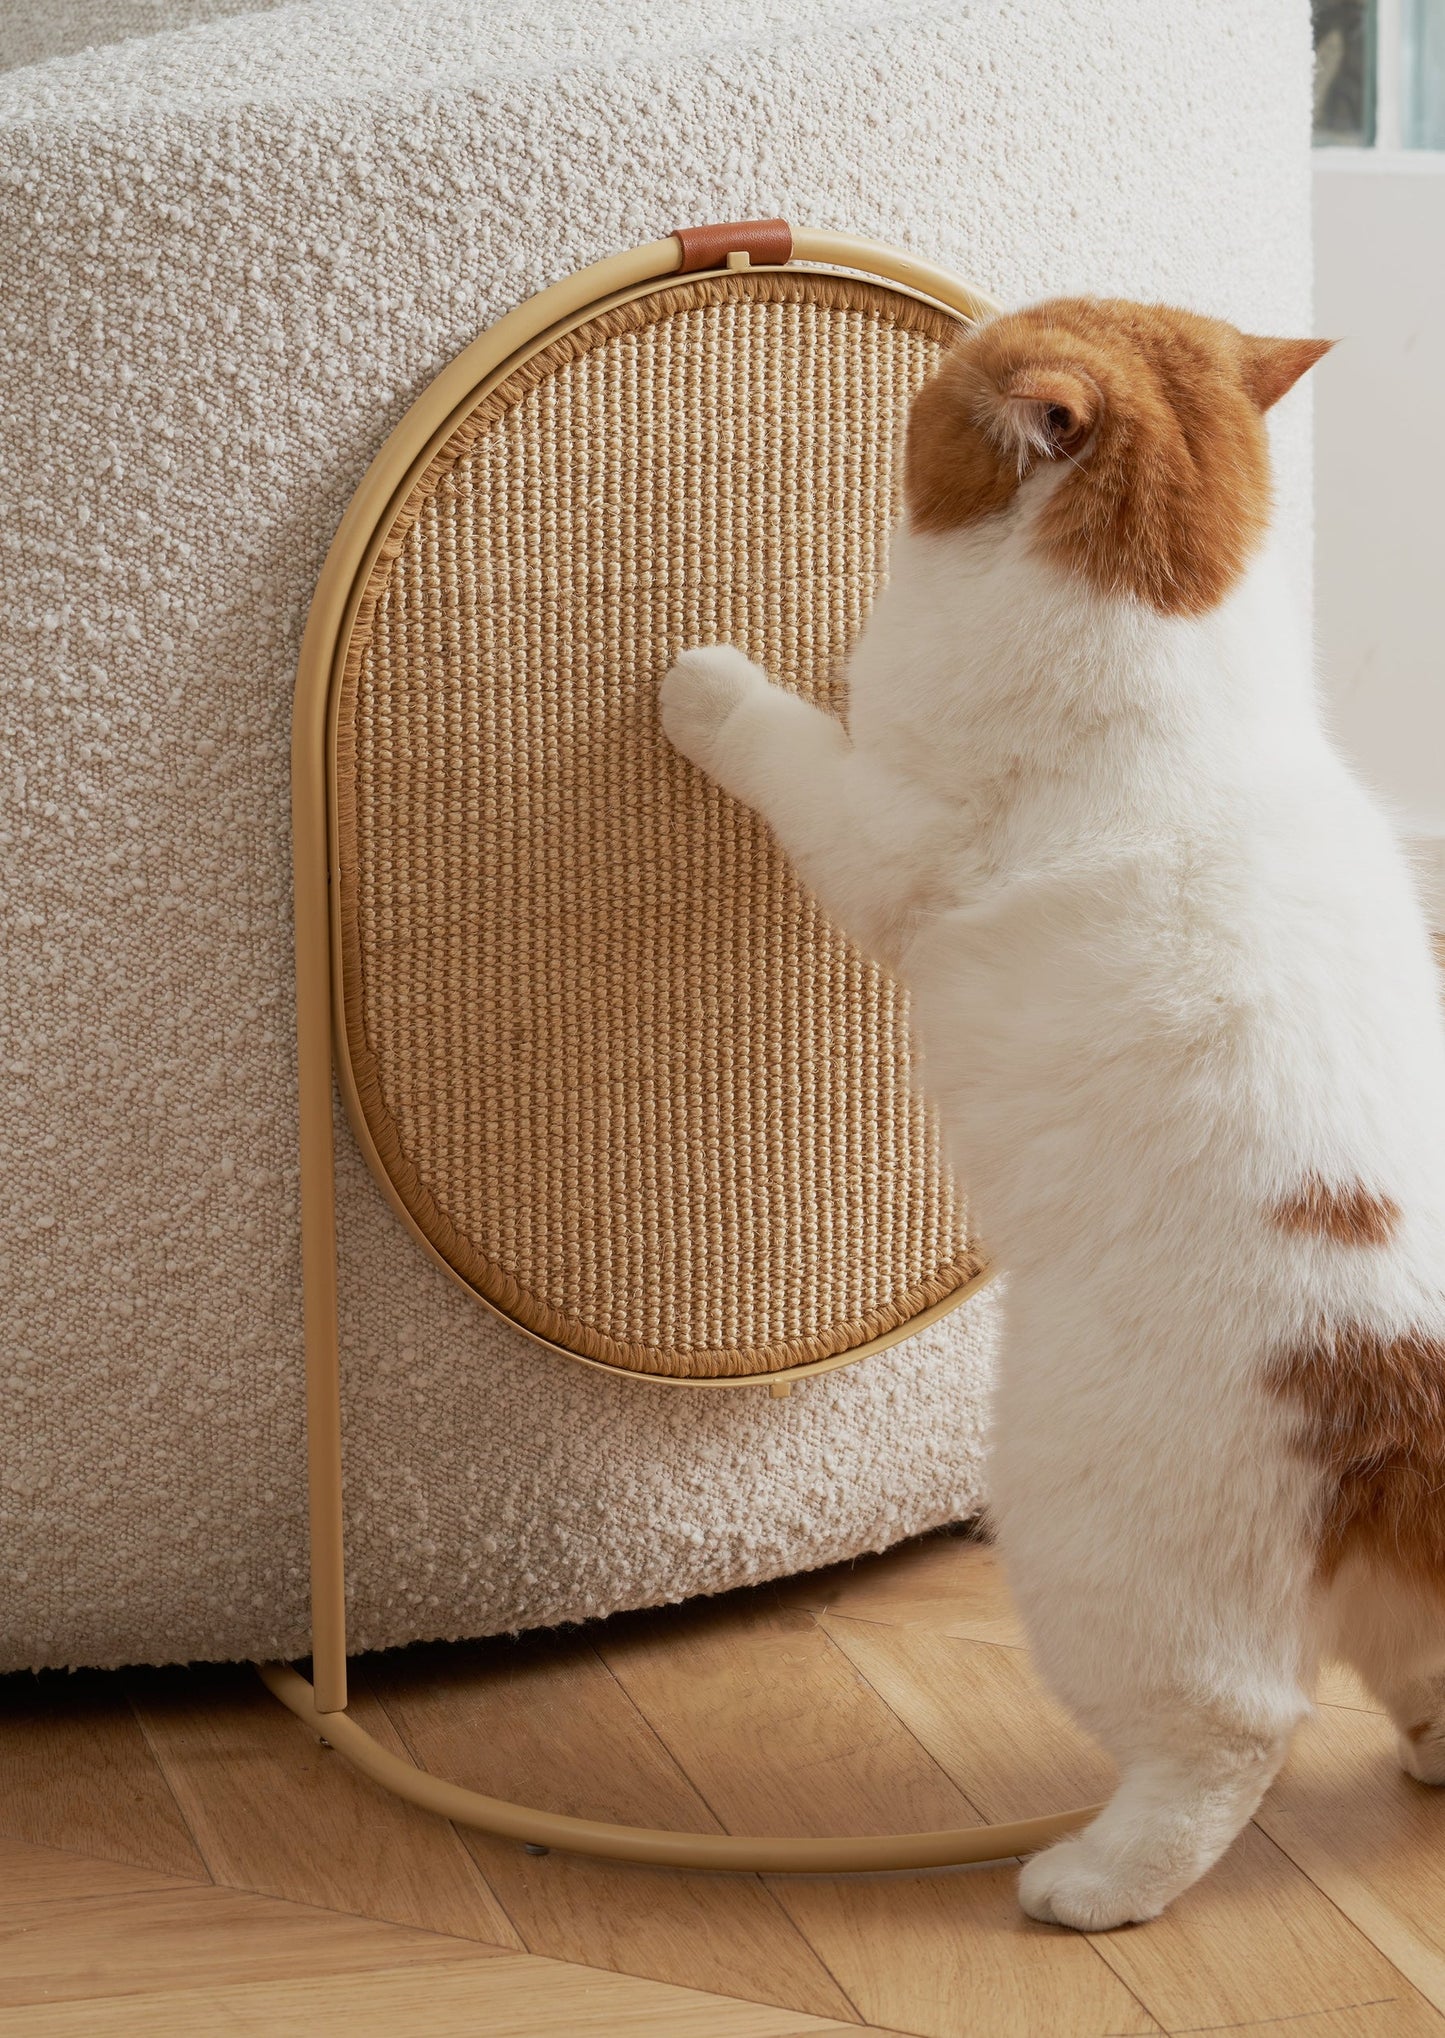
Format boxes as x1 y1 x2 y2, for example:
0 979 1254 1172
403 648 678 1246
598 1595 1158 2038
1258 1699 1445 2018
9 1543 1445 2035
823 1615 1445 2036
126 1660 521 1948
0 1669 207 1881
813 1611 1109 1826
776 1534 1025 1649
0 1833 193 1909
368 1629 860 2024
0 1882 508 2008
0 1949 901 2037
1155 2007 1445 2038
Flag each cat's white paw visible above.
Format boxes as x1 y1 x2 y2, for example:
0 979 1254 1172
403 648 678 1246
1400 1721 1445 1786
659 646 764 775
1018 1836 1169 1932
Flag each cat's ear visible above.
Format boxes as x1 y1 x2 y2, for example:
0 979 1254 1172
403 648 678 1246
1239 335 1334 412
987 367 1101 469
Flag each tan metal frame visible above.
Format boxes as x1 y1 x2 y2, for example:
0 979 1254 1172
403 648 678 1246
261 224 1098 1869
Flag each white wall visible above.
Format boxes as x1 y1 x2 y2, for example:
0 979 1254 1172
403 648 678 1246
1313 152 1445 923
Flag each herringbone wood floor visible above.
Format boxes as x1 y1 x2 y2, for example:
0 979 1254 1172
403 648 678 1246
3 1530 1444 2036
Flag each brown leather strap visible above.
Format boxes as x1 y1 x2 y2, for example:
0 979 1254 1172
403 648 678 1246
672 218 793 274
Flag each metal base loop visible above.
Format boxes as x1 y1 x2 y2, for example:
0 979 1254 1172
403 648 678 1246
257 1661 1099 1874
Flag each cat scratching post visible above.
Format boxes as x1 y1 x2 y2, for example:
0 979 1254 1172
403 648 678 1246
261 221 1098 1868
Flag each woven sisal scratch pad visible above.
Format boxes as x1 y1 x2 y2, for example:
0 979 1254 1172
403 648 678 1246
332 266 984 1379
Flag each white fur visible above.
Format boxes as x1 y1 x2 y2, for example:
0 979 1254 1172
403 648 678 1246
660 468 1445 1928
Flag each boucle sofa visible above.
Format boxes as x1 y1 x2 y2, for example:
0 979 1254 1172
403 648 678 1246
0 1 1313 1671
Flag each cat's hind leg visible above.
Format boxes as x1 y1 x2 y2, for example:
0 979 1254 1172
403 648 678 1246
992 1352 1317 1931
1017 1691 1303 1929
1323 1559 1445 1784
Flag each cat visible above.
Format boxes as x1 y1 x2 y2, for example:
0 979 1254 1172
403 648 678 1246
659 296 1445 1930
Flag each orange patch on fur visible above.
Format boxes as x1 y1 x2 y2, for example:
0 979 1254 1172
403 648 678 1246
1272 1176 1400 1247
904 355 1023 534
904 297 1331 616
1265 1324 1445 1591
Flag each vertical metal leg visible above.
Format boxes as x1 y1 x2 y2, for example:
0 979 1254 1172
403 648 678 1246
293 699 348 1714
298 1064 347 1712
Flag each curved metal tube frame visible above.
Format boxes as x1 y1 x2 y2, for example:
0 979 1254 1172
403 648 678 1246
264 220 1101 1872
259 1661 1097 1871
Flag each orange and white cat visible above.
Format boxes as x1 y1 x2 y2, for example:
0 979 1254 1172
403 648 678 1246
660 298 1445 1929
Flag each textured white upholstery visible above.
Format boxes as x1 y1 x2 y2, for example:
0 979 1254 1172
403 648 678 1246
0 0 1312 1669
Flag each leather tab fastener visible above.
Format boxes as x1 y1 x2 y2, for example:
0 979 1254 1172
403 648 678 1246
672 218 793 274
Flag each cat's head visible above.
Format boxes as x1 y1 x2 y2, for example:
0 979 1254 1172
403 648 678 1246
904 297 1331 615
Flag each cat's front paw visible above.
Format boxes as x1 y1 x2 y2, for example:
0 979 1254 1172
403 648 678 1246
1018 1836 1169 1932
659 645 764 777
